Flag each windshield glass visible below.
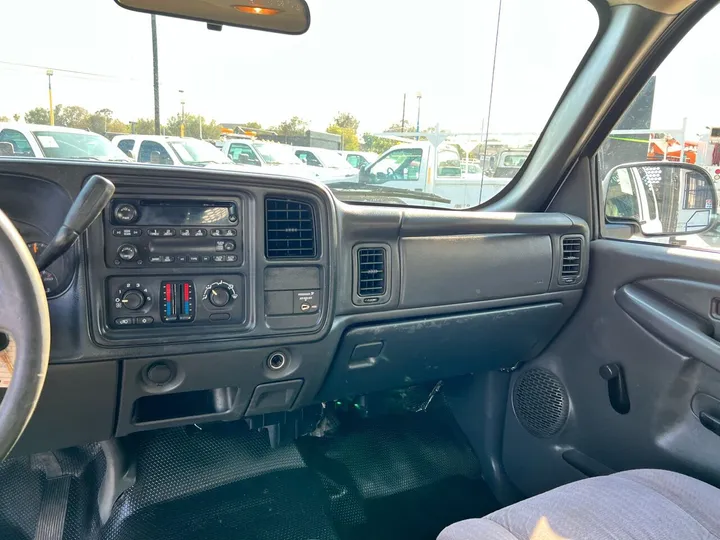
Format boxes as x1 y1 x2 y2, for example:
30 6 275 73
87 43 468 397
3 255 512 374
3 0 597 208
31 130 129 161
254 142 304 165
168 139 233 165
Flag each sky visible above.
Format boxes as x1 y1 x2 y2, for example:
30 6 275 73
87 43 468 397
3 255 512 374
1 0 602 137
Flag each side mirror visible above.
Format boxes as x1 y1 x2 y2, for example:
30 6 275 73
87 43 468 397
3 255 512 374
603 162 718 237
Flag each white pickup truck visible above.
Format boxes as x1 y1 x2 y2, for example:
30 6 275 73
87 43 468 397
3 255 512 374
358 141 513 208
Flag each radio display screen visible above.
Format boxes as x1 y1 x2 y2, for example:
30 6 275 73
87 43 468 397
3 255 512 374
136 202 236 226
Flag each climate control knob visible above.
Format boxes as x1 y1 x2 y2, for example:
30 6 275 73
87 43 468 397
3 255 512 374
117 243 138 261
121 289 146 311
203 280 238 309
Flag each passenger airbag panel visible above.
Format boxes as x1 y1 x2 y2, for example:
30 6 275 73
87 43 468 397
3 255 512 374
318 302 565 399
399 234 552 308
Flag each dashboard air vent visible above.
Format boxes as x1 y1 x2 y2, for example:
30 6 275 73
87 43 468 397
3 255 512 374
357 247 386 297
265 198 316 259
560 235 583 285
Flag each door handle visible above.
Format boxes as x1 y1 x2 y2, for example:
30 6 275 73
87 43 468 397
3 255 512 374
599 363 630 415
699 411 720 437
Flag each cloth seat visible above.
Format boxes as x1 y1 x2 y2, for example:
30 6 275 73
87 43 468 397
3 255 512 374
438 469 720 539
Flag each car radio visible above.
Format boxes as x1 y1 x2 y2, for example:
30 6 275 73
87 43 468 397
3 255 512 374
104 198 242 268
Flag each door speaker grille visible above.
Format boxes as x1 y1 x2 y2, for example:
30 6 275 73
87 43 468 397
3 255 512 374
513 368 568 438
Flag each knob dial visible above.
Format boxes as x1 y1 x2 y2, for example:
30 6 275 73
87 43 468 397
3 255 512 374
117 243 138 261
121 289 146 310
208 286 231 308
114 203 138 224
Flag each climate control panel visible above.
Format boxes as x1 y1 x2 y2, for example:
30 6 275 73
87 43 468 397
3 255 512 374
107 275 244 329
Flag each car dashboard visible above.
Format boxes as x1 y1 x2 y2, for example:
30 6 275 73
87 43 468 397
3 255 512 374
0 159 589 455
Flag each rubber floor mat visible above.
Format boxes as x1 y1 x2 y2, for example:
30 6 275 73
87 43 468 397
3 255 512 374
103 423 339 540
299 409 499 540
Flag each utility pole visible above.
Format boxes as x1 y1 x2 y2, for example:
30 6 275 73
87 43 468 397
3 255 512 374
46 70 54 126
151 15 161 135
401 93 406 132
415 92 422 141
179 89 185 137
199 117 203 140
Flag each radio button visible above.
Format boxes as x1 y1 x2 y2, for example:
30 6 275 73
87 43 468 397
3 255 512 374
210 229 222 237
161 255 175 263
147 229 160 237
224 240 236 251
193 229 207 237
213 255 226 263
188 255 200 263
226 254 238 263
201 255 211 263
149 255 162 263
178 255 187 263
161 228 176 237
113 228 141 237
179 229 191 237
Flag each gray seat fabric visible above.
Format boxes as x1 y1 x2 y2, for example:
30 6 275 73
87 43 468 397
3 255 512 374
438 469 720 540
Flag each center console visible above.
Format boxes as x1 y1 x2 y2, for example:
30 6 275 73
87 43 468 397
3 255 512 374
87 181 332 346
103 197 245 329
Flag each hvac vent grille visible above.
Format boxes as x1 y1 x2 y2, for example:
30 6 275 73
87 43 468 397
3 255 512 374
357 248 386 297
265 198 316 259
560 235 583 284
513 368 569 438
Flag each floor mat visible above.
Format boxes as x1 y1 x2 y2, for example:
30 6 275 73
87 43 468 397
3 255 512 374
0 406 498 540
299 410 499 540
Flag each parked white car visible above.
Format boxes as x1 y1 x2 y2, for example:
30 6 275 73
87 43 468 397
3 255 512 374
112 135 245 171
338 151 378 169
293 146 359 182
221 139 314 179
0 123 132 162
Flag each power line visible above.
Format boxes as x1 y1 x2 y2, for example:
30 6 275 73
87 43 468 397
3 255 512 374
0 60 149 83
480 0 503 203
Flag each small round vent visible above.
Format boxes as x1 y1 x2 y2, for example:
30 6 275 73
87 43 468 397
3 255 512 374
513 368 569 438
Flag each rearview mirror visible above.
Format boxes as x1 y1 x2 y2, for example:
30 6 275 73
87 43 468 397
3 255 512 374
603 162 718 237
115 0 311 35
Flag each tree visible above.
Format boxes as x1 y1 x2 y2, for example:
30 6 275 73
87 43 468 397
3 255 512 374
331 112 360 131
242 121 262 130
106 119 129 134
328 125 359 151
270 116 308 137
25 106 52 125
328 112 360 151
0 116 8 122
132 118 156 135
55 105 90 129
165 113 222 140
12 114 20 122
88 109 115 134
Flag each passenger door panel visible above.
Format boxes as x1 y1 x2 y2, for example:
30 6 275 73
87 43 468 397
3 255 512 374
503 239 720 496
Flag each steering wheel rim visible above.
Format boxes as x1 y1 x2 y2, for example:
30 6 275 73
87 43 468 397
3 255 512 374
0 209 50 459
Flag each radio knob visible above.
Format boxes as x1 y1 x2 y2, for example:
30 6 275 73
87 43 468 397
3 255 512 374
208 285 231 308
117 243 138 261
114 203 138 224
121 289 146 311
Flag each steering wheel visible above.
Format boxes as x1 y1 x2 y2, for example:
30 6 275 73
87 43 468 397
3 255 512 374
0 209 50 459
386 167 395 177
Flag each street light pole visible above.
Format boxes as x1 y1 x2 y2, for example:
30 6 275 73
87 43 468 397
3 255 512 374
415 92 422 141
401 93 407 132
46 70 54 126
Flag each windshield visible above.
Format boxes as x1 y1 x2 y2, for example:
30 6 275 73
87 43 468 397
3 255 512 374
254 142 304 165
3 0 597 208
32 130 129 161
168 139 233 165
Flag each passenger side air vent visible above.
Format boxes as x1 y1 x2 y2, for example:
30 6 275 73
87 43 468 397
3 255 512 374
357 248 386 297
559 235 583 285
265 198 316 259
